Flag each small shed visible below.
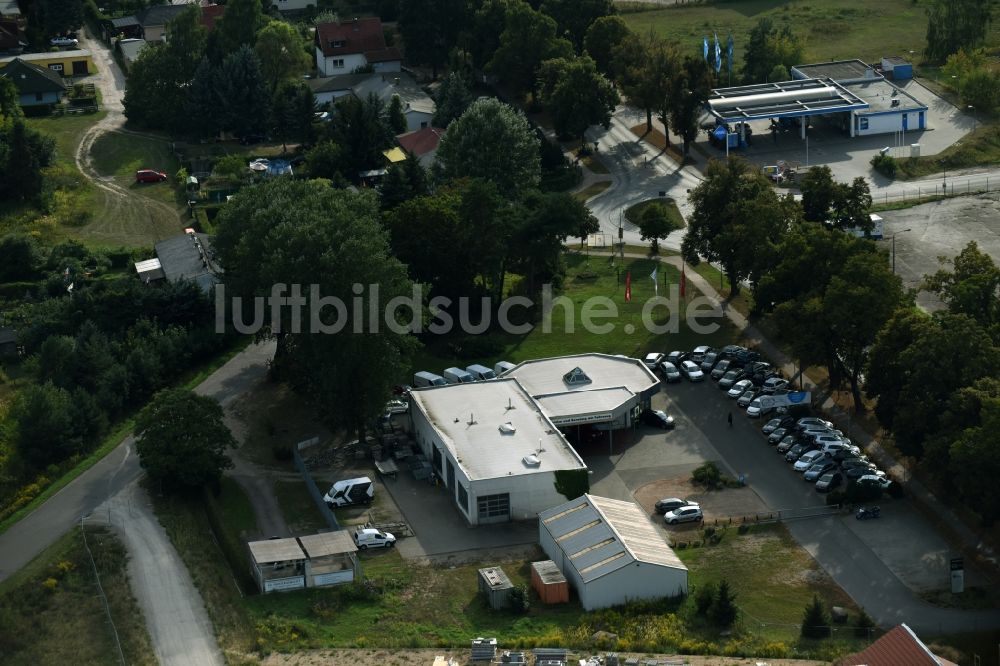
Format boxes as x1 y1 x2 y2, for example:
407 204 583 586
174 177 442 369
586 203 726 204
530 560 569 604
477 566 513 610
248 538 306 593
298 531 360 588
134 257 165 283
0 327 17 357
881 56 913 81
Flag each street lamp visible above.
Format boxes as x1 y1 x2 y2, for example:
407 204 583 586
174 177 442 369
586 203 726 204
969 105 977 132
891 228 912 274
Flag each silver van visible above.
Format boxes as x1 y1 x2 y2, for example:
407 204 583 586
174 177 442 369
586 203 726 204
465 364 496 380
443 367 474 384
494 361 516 376
413 371 447 388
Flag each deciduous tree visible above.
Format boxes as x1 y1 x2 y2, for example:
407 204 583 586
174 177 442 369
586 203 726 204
637 203 682 254
218 45 270 138
488 1 573 100
432 71 473 127
537 55 619 141
399 0 471 78
255 20 310 92
670 55 713 156
742 18 802 84
925 0 993 63
539 0 613 50
923 241 1000 330
213 0 263 58
583 15 630 76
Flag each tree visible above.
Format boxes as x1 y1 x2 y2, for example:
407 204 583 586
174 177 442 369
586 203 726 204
0 120 55 202
682 157 794 296
0 73 23 120
925 0 993 63
387 94 408 134
801 594 831 638
537 55 619 141
43 0 83 41
923 241 1000 330
433 71 473 127
509 190 588 294
379 154 429 210
214 0 263 59
669 55 713 156
488 1 573 100
10 383 80 468
330 93 394 176
709 579 738 627
638 203 682 254
255 20 310 92
186 58 222 139
614 32 677 132
213 180 420 447
694 581 715 616
539 0 613 50
469 0 516 71
435 97 541 197
742 18 803 84
830 177 873 233
583 15 630 76
271 80 316 149
399 0 471 78
304 140 345 181
135 388 234 490
217 45 270 138
800 166 838 222
0 234 43 281
865 309 936 433
945 380 1000 525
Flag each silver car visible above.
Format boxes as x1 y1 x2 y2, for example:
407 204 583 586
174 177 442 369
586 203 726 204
664 505 703 525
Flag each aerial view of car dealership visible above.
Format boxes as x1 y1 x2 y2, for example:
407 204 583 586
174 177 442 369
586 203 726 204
2 0 1000 663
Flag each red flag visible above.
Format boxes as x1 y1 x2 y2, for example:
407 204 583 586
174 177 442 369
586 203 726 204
625 271 632 303
680 264 687 299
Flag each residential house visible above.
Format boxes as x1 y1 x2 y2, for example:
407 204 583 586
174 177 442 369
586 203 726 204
0 0 20 19
0 17 26 55
106 15 142 40
117 38 147 71
351 72 435 132
306 72 369 107
0 49 92 76
837 623 959 666
135 4 189 41
0 57 66 108
314 17 400 77
395 126 445 167
269 0 314 14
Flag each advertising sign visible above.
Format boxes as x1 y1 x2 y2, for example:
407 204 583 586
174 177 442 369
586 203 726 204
757 391 811 410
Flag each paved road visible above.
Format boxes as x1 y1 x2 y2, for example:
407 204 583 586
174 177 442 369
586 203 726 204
87 481 223 666
0 341 275 583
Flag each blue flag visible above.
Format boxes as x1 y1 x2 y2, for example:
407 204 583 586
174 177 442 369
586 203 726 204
714 33 722 73
703 36 709 62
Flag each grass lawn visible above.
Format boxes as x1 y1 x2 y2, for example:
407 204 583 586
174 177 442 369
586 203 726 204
0 526 155 666
407 253 738 377
623 198 685 229
620 0 1000 66
572 180 612 201
273 480 329 534
894 125 1000 179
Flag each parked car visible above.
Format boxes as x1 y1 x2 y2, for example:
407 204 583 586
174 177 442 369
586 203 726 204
710 359 732 380
717 344 746 360
384 399 408 414
761 377 790 394
659 361 682 383
654 498 697 514
666 350 688 366
642 409 675 429
643 353 665 369
831 448 866 464
762 416 795 435
776 435 798 453
700 352 719 372
50 36 78 46
690 345 713 363
815 471 843 492
664 505 703 525
785 442 815 463
844 464 879 481
746 398 764 418
727 379 754 398
353 527 395 549
736 388 758 408
135 169 167 183
767 427 789 445
803 460 837 481
680 360 705 382
796 417 833 431
856 474 891 490
718 370 745 390
794 450 831 472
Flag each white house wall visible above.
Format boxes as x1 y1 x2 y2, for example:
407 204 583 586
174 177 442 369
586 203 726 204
854 110 922 136
582 565 687 611
404 109 433 132
316 50 367 77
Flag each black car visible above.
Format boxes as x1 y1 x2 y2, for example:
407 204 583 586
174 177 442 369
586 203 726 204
763 415 796 435
776 434 798 453
710 359 732 380
654 497 696 514
843 464 879 481
700 351 720 373
666 350 689 366
815 471 843 492
642 409 675 429
718 344 746 361
785 442 816 463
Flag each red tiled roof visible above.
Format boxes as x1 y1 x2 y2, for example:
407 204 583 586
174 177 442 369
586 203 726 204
315 17 392 58
364 46 402 63
839 624 955 666
396 126 445 156
200 4 224 31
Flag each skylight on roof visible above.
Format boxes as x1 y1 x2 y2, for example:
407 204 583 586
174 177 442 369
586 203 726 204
563 367 591 385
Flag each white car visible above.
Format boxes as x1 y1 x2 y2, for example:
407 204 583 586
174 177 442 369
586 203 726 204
50 36 79 47
761 377 789 394
746 398 764 418
727 379 753 398
643 352 665 370
794 450 830 472
680 360 705 381
664 505 703 525
857 474 891 490
353 528 396 549
384 399 409 414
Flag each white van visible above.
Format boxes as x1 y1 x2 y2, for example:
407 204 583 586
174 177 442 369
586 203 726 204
465 364 496 381
443 367 474 384
353 527 395 549
413 371 447 388
494 361 516 376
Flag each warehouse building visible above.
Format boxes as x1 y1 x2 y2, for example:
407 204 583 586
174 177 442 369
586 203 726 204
538 494 688 610
408 377 588 526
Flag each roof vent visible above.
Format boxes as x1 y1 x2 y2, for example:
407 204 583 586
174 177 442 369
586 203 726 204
499 422 516 434
522 454 541 467
467 412 477 425
505 397 514 411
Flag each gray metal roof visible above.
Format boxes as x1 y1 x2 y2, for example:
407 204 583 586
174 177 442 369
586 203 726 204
110 15 140 28
154 232 220 293
408 378 586 481
351 72 435 116
707 78 869 123
118 38 147 63
248 538 305 564
792 59 876 83
534 387 634 426
539 494 686 583
504 353 659 398
307 72 370 94
135 4 187 27
1 49 91 65
531 559 567 584
297 531 357 557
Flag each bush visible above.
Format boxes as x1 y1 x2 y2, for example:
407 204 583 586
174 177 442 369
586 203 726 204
801 594 831 638
694 581 716 615
844 479 883 504
509 584 530 613
854 610 876 638
870 153 897 178
709 579 738 627
692 461 722 489
825 489 847 506
737 523 750 534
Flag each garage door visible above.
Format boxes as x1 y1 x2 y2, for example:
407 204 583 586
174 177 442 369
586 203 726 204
72 60 88 76
477 493 510 524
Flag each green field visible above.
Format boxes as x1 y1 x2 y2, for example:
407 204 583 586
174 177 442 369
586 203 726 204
408 253 737 377
621 0 1000 67
0 526 155 666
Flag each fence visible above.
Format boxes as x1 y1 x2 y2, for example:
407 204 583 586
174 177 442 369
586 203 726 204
876 174 1000 206
709 503 843 527
293 437 340 531
79 521 126 666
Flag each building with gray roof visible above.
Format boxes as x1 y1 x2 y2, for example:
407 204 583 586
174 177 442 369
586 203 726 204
539 494 687 610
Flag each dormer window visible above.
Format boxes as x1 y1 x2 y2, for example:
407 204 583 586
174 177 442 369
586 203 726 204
332 39 345 48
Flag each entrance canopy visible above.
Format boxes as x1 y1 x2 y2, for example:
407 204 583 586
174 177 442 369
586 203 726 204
707 78 869 123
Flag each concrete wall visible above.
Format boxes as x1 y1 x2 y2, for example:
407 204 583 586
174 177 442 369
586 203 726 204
316 50 367 77
855 109 925 136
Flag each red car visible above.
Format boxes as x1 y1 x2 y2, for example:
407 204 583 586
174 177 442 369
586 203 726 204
135 169 167 183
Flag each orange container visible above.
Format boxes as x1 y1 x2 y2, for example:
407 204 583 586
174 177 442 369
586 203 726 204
531 560 569 604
